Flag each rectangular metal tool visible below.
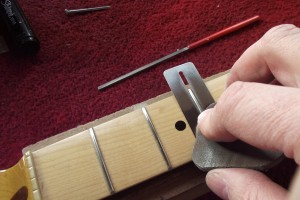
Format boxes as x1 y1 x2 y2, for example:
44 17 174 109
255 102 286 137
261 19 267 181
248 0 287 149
163 62 214 133
164 63 283 172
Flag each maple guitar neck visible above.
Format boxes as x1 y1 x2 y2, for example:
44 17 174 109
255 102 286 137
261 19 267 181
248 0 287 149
0 71 228 200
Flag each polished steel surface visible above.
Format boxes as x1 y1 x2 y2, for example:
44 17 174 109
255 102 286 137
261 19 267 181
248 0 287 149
142 107 172 170
163 62 214 133
89 128 115 193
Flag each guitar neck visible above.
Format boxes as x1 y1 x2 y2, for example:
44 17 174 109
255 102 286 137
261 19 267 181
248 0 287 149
0 71 228 200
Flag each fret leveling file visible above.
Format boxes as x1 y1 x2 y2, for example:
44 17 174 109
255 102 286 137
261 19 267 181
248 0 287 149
0 63 282 200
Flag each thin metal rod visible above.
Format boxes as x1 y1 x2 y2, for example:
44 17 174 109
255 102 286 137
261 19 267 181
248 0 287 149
89 128 115 194
65 6 111 15
142 107 172 170
188 89 202 113
98 47 189 91
98 15 260 91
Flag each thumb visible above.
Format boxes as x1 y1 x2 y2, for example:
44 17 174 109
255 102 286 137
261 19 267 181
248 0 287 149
197 108 237 142
206 168 287 200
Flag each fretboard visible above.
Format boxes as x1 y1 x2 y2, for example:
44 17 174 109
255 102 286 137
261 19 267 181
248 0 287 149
24 72 228 200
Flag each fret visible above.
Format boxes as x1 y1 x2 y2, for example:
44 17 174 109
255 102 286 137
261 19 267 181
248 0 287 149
142 107 172 170
88 128 115 193
93 108 169 191
144 96 195 167
32 130 111 200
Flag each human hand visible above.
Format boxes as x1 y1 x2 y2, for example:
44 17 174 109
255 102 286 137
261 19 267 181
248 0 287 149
197 24 300 200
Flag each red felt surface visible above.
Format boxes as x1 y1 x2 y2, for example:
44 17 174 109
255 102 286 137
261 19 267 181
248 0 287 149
0 0 299 199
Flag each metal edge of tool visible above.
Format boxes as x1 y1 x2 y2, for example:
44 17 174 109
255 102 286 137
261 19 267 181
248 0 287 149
163 62 284 172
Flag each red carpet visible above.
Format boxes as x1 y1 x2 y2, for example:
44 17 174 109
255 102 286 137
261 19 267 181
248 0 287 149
0 0 299 199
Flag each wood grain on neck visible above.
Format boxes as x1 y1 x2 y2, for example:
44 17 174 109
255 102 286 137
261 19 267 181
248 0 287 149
24 72 228 200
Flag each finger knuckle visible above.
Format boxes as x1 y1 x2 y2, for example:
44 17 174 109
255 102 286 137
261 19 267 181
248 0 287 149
216 81 246 123
261 24 300 46
218 81 245 108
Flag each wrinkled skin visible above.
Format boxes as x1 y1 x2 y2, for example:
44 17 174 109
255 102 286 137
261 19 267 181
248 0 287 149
197 24 300 200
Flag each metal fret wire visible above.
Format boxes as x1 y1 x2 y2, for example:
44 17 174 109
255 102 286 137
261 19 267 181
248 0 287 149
89 128 115 193
142 107 172 170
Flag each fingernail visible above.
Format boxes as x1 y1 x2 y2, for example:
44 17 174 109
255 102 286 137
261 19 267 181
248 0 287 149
197 109 211 124
206 171 229 200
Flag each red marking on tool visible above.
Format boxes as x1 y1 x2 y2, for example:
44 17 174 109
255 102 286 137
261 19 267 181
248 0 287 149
98 15 261 91
188 15 260 49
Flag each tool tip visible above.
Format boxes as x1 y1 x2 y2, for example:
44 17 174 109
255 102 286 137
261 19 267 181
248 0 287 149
64 9 71 15
98 84 107 91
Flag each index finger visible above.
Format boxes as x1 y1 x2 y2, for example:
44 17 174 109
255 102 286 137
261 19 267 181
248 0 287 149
197 82 300 165
227 24 300 87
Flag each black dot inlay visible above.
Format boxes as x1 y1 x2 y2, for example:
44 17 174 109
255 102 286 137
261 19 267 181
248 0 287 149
175 120 186 131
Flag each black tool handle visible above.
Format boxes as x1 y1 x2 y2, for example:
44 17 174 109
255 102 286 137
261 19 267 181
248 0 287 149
0 0 40 53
